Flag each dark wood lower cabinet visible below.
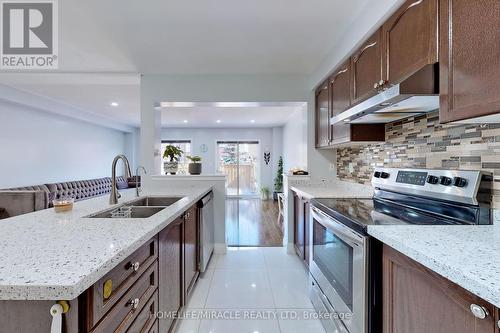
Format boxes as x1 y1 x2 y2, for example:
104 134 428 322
293 192 310 266
293 193 305 260
303 200 310 265
158 217 183 333
383 245 499 333
184 205 199 301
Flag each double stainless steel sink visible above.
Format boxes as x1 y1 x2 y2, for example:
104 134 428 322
86 196 183 219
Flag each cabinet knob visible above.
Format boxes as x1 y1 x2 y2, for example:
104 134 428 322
131 261 140 272
128 298 140 310
470 304 489 319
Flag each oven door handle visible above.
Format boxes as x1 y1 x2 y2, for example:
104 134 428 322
311 206 366 246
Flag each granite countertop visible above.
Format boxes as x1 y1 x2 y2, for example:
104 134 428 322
0 186 212 301
368 224 500 308
290 180 374 199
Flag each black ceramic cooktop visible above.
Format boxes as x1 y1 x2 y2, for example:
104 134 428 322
311 197 471 235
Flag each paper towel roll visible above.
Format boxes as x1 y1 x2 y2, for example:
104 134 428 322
50 303 63 333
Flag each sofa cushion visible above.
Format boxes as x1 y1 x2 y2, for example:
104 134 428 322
46 176 129 205
0 191 49 219
1 176 130 209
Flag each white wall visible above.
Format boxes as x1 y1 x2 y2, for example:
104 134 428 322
140 74 310 177
0 101 127 188
282 105 308 173
161 127 280 191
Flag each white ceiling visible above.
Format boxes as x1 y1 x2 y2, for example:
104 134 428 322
0 0 395 129
57 0 373 75
161 104 305 128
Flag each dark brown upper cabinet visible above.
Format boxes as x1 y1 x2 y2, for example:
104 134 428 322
351 29 384 105
330 61 353 145
382 0 438 85
439 0 500 123
330 60 352 117
315 82 330 148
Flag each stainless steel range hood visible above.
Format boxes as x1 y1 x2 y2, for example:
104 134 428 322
331 65 439 124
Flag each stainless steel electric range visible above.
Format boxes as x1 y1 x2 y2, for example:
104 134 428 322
309 167 493 333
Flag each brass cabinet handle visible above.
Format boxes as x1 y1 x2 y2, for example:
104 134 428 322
128 298 140 310
470 304 489 319
103 279 113 299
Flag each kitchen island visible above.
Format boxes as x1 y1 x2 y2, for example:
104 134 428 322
0 185 214 332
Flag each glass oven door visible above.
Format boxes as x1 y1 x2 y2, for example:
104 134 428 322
313 220 353 310
309 206 367 333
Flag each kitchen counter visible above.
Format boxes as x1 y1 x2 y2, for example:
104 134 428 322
368 224 500 308
0 186 212 301
290 180 374 199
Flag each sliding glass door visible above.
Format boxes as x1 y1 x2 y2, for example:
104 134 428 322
217 141 259 197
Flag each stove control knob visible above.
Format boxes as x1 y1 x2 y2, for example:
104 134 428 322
380 172 390 179
427 175 439 184
440 176 452 186
373 171 381 178
453 177 468 188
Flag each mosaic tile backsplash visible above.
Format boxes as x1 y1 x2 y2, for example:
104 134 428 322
337 111 500 190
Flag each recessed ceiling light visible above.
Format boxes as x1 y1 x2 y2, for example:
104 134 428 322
183 120 188 123
250 120 256 123
110 102 119 107
216 120 221 123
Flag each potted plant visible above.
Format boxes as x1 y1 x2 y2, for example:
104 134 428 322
163 145 183 175
260 186 271 201
186 155 202 175
273 156 284 200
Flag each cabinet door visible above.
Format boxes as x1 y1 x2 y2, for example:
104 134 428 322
439 0 500 122
315 83 330 148
382 0 438 85
351 29 384 104
303 200 310 266
293 194 305 260
330 60 352 144
383 245 498 333
158 218 183 333
184 206 198 300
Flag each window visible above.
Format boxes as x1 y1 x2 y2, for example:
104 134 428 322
161 140 192 175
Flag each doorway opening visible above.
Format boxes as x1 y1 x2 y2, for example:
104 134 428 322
217 141 260 197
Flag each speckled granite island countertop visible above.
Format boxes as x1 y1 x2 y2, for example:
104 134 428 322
368 224 500 308
0 186 212 301
291 180 374 199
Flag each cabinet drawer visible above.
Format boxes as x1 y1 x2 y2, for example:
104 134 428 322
126 290 158 333
90 237 158 328
91 260 158 333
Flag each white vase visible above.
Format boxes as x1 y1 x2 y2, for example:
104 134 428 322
164 161 179 175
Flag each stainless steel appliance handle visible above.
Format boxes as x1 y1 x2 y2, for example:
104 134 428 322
311 206 366 246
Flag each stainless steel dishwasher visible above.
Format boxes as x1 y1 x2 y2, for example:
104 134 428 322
198 191 214 272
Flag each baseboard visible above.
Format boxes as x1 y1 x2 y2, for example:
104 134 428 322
214 243 227 254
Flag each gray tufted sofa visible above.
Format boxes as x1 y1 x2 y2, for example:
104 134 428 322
0 176 130 219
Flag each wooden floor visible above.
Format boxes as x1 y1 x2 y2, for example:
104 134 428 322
226 198 284 247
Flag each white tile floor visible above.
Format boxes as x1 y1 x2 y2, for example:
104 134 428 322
175 247 326 333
